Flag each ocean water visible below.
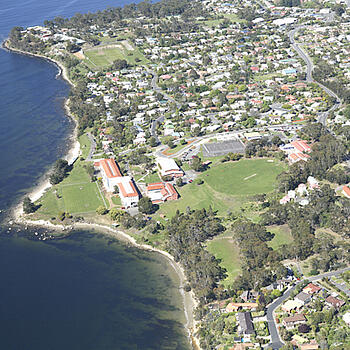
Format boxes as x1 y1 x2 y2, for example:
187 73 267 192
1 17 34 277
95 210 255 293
0 0 190 349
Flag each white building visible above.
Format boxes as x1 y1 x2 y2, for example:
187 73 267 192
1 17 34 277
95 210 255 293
95 159 139 208
156 158 184 179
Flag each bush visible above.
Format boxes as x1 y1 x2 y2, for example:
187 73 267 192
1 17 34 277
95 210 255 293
96 206 108 215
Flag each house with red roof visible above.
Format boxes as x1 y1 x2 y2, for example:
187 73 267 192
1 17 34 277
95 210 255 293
342 185 350 199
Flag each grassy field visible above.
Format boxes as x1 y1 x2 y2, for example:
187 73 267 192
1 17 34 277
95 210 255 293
157 158 285 219
202 159 285 196
35 161 108 218
267 225 294 250
84 41 149 68
206 235 241 287
79 134 91 159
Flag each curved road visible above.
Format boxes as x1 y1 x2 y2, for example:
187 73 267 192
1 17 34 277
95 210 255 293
267 266 350 349
288 26 341 125
147 69 182 145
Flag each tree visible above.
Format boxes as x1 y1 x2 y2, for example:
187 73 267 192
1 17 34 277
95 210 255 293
109 208 125 222
148 136 158 147
23 197 36 214
113 185 119 194
298 324 311 333
176 178 183 187
96 206 108 215
191 156 204 172
138 196 155 214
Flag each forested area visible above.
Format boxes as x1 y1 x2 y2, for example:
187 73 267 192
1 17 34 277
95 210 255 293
166 208 227 302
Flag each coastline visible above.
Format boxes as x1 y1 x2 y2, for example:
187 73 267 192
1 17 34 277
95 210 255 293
15 217 201 350
4 39 202 350
3 39 80 217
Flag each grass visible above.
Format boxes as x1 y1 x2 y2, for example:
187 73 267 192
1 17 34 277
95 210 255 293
111 195 121 206
267 225 294 250
79 134 91 159
156 158 285 219
162 142 189 156
202 159 286 196
157 181 244 218
141 171 161 184
35 161 108 217
206 235 241 287
84 41 149 68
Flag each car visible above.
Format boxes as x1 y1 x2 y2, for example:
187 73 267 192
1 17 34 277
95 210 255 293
188 179 193 183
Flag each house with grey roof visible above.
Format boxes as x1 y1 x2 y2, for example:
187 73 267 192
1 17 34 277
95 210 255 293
237 312 255 335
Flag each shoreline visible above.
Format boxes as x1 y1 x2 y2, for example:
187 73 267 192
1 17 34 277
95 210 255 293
4 39 202 350
15 216 201 350
3 39 80 217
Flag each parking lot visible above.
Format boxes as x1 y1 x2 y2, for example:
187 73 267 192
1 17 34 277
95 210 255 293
202 140 246 157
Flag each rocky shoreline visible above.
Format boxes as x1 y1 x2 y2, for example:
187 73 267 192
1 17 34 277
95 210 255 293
3 39 202 350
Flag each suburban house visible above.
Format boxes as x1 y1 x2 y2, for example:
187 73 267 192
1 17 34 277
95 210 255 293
325 296 345 309
282 299 304 313
225 303 258 312
95 158 139 208
146 182 179 203
283 314 306 330
237 312 255 335
156 157 184 179
303 283 321 295
342 185 350 199
295 291 312 305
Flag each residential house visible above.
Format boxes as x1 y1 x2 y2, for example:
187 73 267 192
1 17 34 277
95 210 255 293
225 303 258 312
303 283 321 295
325 296 345 309
237 312 255 335
283 314 306 330
342 185 350 199
295 291 312 305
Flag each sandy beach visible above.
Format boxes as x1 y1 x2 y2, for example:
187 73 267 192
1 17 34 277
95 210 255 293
4 39 202 350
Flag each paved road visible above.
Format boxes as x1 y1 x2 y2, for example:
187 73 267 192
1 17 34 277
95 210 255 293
288 26 341 126
266 266 350 349
147 69 181 145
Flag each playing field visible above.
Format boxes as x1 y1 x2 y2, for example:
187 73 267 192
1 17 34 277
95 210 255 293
206 235 242 287
35 161 108 217
202 159 285 196
84 41 149 68
157 158 285 218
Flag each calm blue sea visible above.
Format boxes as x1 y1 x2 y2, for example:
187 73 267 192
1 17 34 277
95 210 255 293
0 1 190 349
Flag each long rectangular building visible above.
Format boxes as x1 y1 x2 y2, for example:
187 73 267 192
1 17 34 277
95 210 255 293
94 158 139 208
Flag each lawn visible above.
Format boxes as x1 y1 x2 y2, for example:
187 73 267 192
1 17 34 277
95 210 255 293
141 171 161 184
79 134 91 159
84 41 149 68
35 161 108 217
206 236 241 287
157 181 245 218
156 159 285 219
267 225 294 250
202 159 285 196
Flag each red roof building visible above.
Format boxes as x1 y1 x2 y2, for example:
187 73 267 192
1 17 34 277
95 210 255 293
342 185 350 199
146 182 179 204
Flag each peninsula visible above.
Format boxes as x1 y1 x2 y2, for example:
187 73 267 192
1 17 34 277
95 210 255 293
6 0 350 348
